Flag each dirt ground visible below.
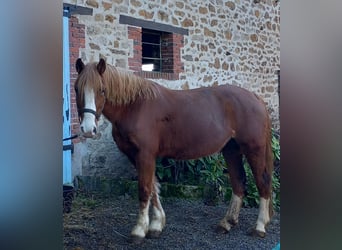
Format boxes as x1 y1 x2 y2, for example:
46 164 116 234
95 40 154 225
63 194 280 250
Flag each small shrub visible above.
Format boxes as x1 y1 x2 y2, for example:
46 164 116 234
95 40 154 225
156 157 173 182
199 154 227 204
243 159 260 208
155 131 280 210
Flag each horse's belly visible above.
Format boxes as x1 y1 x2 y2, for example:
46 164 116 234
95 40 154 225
159 132 231 160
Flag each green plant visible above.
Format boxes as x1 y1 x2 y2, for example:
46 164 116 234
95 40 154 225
199 154 227 192
198 154 227 204
155 131 280 210
242 159 260 208
271 171 281 210
181 159 201 184
271 129 280 161
156 157 173 182
156 157 202 184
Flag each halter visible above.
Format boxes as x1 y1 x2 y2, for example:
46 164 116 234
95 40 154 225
78 108 101 120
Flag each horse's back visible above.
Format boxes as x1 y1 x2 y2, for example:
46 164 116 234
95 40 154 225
150 84 268 159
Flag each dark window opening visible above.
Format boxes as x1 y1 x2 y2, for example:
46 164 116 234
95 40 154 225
123 15 187 79
142 29 163 72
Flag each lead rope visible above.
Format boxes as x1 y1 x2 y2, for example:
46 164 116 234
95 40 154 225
62 134 79 141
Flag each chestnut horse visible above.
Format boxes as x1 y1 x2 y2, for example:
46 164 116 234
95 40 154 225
74 58 274 243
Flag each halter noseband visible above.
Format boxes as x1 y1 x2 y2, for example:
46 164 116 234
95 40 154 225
78 108 101 120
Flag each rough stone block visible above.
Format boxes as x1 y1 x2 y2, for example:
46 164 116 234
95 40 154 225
181 18 194 27
86 0 99 8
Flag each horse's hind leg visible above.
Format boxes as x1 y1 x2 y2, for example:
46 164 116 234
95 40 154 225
217 139 246 233
147 177 166 238
244 139 274 238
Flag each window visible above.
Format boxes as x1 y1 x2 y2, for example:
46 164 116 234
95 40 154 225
142 29 162 72
120 15 188 80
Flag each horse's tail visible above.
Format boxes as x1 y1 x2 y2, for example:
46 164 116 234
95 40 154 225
265 113 274 219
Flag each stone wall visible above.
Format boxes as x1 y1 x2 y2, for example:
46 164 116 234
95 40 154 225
65 0 280 179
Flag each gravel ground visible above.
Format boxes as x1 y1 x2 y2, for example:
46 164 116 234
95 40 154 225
63 195 280 250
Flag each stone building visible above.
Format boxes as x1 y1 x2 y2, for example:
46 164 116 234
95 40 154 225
63 0 280 179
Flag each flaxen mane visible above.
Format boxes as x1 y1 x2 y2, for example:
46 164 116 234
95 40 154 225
103 64 159 105
75 62 159 106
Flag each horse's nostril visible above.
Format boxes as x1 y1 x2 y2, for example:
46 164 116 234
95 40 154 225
81 126 84 133
93 127 97 134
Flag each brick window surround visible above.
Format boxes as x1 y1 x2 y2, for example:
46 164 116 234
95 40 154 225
128 26 184 80
120 15 188 81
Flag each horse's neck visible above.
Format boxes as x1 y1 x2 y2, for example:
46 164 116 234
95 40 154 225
102 101 120 121
102 100 135 123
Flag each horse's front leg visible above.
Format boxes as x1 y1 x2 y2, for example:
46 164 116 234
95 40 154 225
130 153 156 243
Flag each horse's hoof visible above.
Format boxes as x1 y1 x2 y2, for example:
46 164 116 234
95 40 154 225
129 235 145 244
227 218 238 226
216 220 232 234
146 230 162 239
247 227 266 238
215 225 229 234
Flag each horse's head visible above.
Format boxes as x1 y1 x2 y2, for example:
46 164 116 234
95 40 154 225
74 58 107 138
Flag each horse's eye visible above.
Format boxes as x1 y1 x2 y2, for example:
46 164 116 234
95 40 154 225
100 89 105 95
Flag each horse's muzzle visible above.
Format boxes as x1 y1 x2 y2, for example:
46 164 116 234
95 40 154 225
79 131 102 140
80 122 98 137
81 131 95 138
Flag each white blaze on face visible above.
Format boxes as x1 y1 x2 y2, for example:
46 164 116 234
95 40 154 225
256 197 271 233
80 85 97 135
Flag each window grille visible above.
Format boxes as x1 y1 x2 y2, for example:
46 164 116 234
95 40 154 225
142 29 162 72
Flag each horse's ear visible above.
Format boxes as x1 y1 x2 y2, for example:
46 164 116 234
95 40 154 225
97 58 106 75
76 58 85 74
